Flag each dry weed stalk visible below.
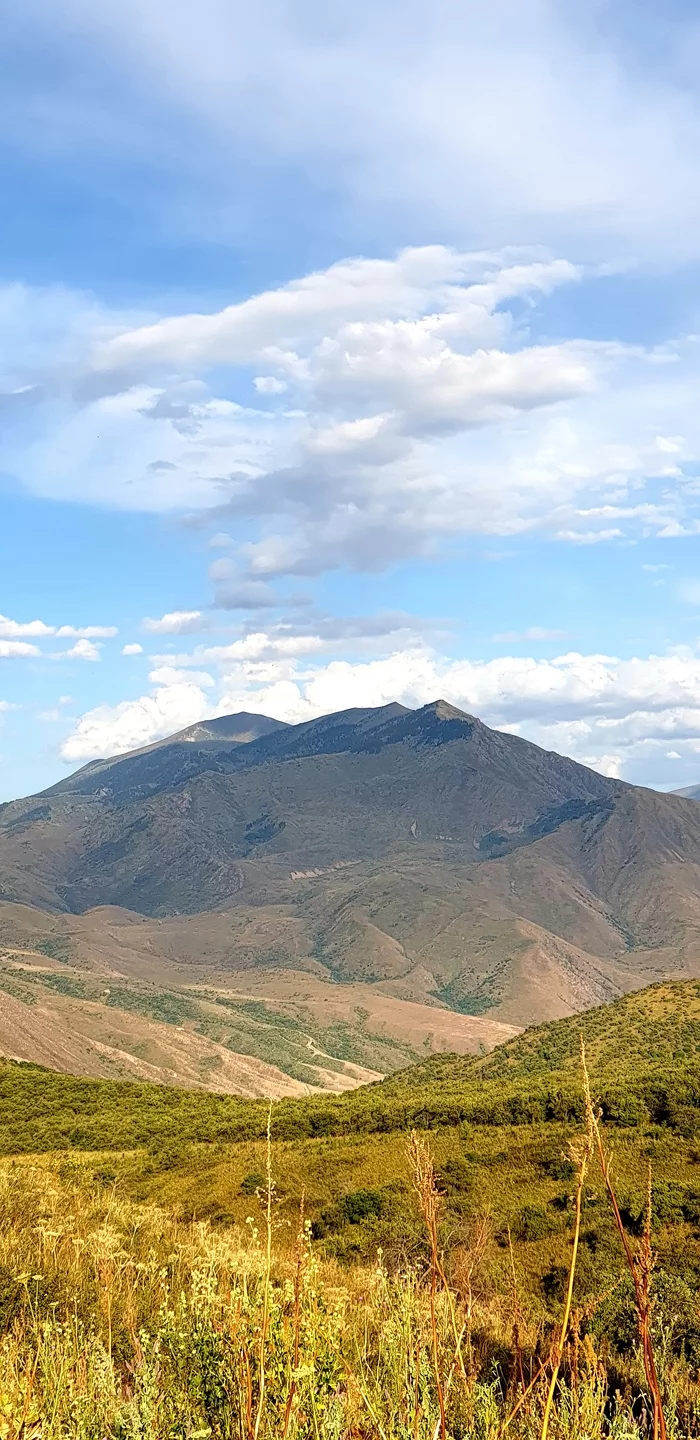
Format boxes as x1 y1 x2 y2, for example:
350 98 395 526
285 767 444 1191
410 1131 469 1440
580 1037 667 1440
454 1215 490 1378
507 1226 527 1396
540 1129 592 1440
253 1102 274 1440
281 1191 306 1440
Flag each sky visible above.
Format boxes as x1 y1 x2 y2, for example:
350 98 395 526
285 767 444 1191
5 1 700 800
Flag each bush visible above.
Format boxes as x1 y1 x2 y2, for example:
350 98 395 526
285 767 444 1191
240 1170 266 1196
513 1204 558 1242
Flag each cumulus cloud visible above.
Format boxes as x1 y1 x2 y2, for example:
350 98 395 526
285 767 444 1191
92 250 579 374
60 681 213 761
121 642 144 655
0 641 40 658
0 612 117 642
0 614 53 638
141 609 209 635
57 639 102 661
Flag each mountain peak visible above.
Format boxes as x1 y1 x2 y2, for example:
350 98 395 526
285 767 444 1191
423 699 474 723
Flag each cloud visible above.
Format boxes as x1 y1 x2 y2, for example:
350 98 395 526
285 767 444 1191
60 681 213 761
155 610 439 666
0 612 117 641
92 250 579 375
6 249 700 583
212 577 281 610
0 614 53 638
55 625 118 638
0 641 40 658
148 665 215 688
254 376 287 394
141 609 209 634
492 627 566 643
678 581 700 606
11 1 700 262
121 642 144 655
57 639 102 661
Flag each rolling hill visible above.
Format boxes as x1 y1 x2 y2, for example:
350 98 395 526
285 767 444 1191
3 699 700 1086
4 979 700 1432
3 976 698 1156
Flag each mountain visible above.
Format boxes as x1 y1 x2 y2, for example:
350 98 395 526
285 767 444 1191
674 783 700 800
3 699 700 1047
0 698 626 913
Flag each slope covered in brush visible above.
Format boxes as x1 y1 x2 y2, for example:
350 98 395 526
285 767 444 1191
2 979 699 1156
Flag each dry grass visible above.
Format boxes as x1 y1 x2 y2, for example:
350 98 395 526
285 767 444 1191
0 1048 698 1437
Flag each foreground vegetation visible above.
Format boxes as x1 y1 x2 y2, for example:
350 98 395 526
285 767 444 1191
1 981 700 1435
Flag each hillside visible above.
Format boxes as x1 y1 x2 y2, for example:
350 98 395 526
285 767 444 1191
4 705 700 1071
5 983 700 1435
0 902 516 1091
2 978 699 1155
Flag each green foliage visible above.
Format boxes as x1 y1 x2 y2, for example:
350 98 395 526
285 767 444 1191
1 979 700 1160
240 1169 265 1195
104 985 201 1024
512 1202 559 1242
34 935 73 963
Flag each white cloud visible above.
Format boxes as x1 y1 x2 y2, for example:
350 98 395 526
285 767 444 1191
55 624 118 638
13 1 700 262
121 642 144 655
60 681 213 761
141 609 209 634
58 639 102 661
92 250 579 374
6 249 700 580
254 376 287 394
0 613 52 638
147 665 215 687
0 612 116 641
0 641 39 658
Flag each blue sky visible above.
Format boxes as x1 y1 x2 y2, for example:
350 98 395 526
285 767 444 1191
4 0 700 800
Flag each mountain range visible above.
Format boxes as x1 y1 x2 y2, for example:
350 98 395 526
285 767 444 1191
2 698 700 1091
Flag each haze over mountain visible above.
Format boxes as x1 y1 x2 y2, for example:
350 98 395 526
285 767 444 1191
2 699 700 1068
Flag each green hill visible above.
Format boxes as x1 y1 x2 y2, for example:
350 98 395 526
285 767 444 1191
2 979 700 1157
3 978 700 1424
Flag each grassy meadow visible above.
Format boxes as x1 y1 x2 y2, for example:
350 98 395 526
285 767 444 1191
1 981 700 1436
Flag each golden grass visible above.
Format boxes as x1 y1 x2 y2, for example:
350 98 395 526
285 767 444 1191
0 1048 699 1437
